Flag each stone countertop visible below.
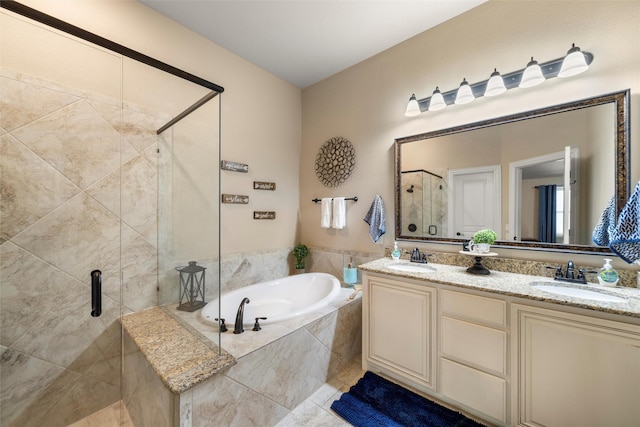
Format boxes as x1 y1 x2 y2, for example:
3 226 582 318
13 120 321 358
120 307 236 394
359 258 640 319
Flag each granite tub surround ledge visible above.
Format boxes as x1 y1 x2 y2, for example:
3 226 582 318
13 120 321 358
360 257 640 318
120 307 236 394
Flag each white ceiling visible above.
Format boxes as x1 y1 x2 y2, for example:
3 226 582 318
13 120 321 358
140 0 487 88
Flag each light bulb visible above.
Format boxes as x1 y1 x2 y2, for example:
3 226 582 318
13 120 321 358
558 43 589 77
484 68 506 97
428 87 446 111
519 57 545 88
454 78 474 105
405 94 420 117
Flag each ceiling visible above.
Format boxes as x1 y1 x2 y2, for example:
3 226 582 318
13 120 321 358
140 0 487 89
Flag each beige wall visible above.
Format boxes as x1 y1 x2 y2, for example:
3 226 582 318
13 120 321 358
301 0 640 269
18 0 302 256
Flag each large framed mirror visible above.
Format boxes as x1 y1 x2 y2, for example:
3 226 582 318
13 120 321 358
395 90 630 253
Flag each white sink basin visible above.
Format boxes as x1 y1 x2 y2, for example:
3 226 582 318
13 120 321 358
531 284 627 303
388 264 436 273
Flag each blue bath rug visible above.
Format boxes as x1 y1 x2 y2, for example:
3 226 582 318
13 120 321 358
331 371 485 427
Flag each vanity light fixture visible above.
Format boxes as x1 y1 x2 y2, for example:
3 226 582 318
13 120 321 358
484 68 507 97
404 94 421 117
405 43 593 116
428 87 446 111
454 78 475 105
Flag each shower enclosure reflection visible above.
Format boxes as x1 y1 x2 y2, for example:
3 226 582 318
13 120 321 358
401 169 446 238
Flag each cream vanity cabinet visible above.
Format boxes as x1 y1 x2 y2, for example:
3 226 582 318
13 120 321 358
511 304 640 427
362 274 436 392
363 271 640 427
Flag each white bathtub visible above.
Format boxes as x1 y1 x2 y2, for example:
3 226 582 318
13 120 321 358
200 273 341 328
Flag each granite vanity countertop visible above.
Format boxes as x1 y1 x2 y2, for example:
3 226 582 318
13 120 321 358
359 258 640 319
120 307 236 394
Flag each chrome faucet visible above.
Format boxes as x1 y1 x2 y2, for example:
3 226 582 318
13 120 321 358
233 297 250 334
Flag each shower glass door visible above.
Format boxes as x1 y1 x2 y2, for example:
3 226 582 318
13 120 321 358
1 10 125 426
1 7 222 426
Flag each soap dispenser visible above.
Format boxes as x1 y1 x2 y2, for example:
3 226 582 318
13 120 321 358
598 258 619 287
391 242 401 260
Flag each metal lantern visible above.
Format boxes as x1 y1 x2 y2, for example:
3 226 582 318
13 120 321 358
176 261 206 312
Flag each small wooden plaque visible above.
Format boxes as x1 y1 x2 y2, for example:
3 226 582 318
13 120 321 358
254 211 276 220
220 160 248 173
222 194 249 204
254 181 276 191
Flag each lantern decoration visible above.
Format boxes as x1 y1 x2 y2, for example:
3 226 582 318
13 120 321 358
176 261 206 312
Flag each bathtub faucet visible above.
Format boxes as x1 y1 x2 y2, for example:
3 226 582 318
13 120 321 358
233 297 250 334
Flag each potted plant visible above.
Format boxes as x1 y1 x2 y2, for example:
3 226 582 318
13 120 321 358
291 243 309 273
472 229 497 253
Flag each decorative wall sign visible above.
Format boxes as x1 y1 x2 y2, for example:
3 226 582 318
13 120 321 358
315 136 356 188
254 211 276 220
222 194 249 204
221 160 248 173
254 181 276 191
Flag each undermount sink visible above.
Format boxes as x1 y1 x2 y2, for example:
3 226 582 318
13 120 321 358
531 283 627 303
388 264 437 273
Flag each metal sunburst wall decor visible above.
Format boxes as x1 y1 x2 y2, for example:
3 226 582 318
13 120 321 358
314 136 356 188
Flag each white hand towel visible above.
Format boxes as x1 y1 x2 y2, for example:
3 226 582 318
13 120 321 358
321 198 332 228
332 197 346 229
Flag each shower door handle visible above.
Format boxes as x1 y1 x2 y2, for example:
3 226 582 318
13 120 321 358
91 270 102 317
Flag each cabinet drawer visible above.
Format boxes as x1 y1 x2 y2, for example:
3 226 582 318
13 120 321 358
441 316 506 374
440 358 506 423
440 289 506 326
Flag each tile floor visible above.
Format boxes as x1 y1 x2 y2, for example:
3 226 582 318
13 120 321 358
71 357 364 426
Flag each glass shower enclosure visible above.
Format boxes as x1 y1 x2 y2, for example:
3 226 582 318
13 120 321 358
0 4 222 425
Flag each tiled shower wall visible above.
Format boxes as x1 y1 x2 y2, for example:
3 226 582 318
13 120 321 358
0 69 162 426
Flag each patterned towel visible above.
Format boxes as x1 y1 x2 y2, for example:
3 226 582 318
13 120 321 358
609 181 640 264
363 195 386 243
592 196 616 246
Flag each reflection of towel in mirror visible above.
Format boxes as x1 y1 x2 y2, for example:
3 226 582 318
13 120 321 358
332 197 346 229
363 195 386 243
609 181 640 264
321 198 332 228
592 195 616 246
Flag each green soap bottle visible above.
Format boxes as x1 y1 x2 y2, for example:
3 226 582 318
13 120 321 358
597 258 619 287
391 242 401 260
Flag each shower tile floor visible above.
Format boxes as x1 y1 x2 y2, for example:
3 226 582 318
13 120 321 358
70 357 364 426
68 401 134 427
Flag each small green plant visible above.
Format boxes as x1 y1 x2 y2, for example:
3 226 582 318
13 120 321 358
291 243 309 269
472 229 497 244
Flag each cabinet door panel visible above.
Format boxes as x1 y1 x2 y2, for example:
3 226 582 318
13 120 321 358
368 279 434 385
515 307 640 427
